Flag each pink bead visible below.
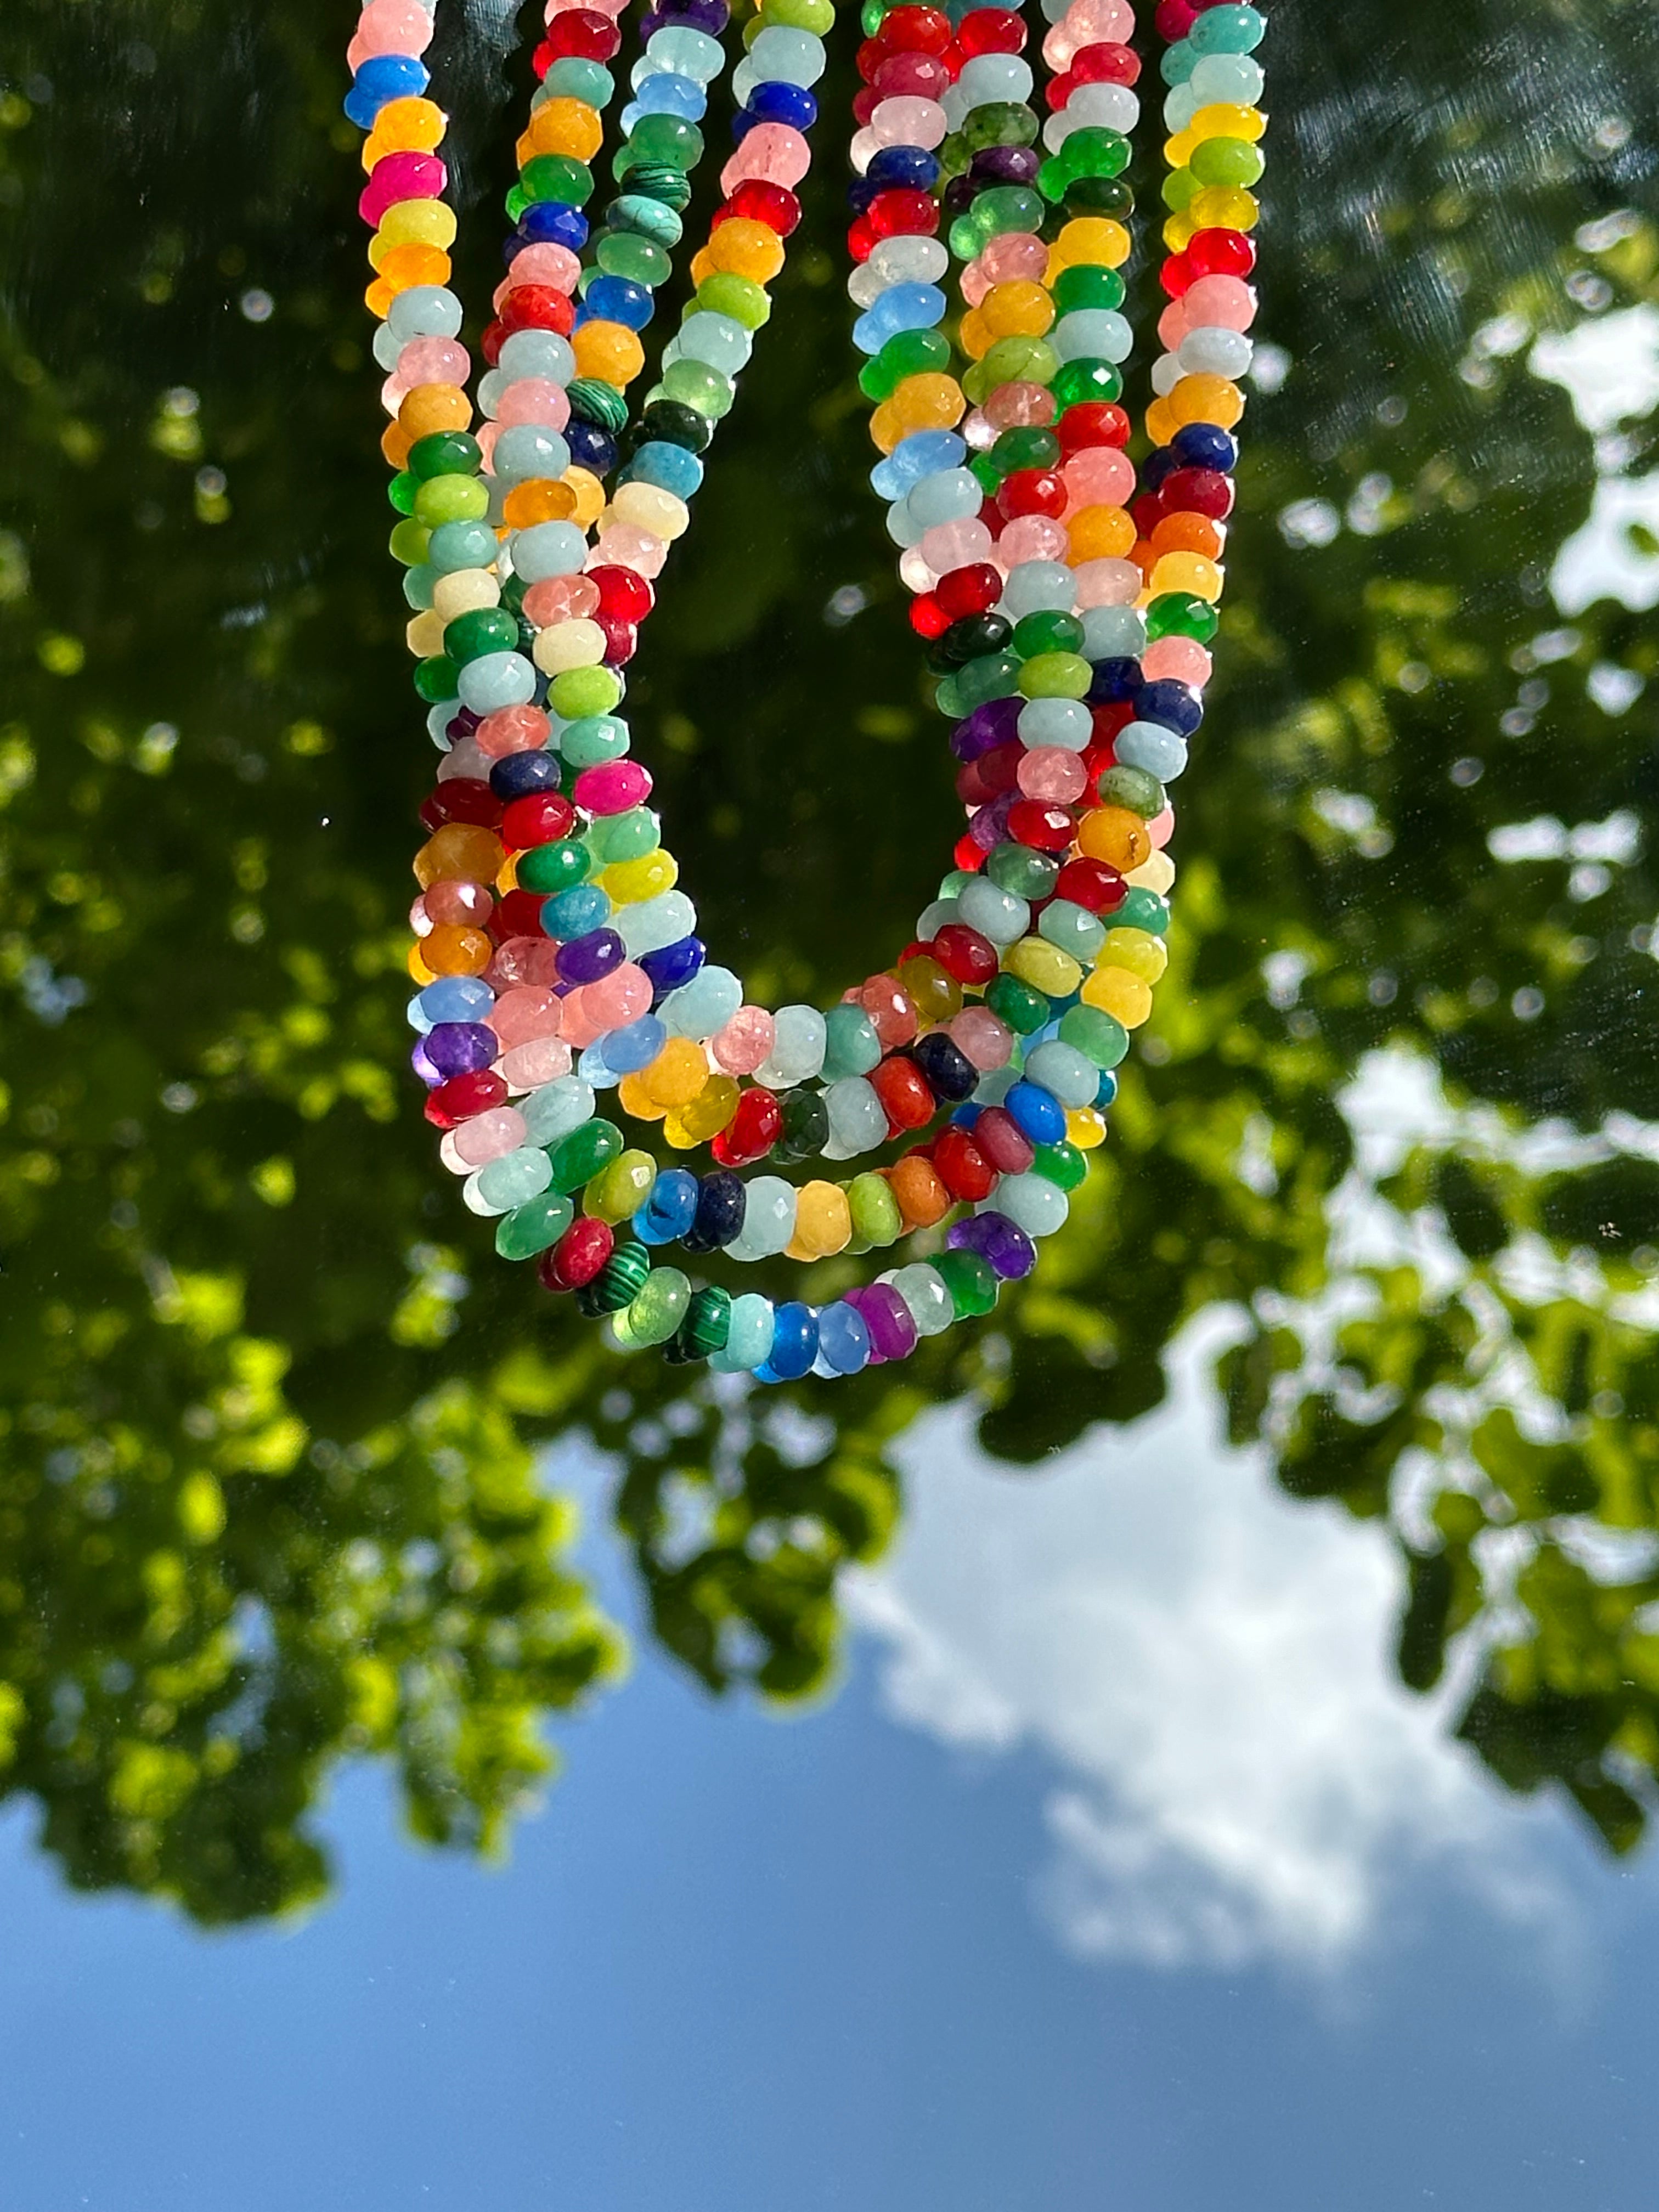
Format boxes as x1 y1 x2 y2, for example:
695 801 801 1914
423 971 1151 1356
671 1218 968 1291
999 515 1068 565
959 259 993 309
1147 806 1176 851
487 936 560 990
450 1107 528 1166
425 878 494 927
358 151 444 227
488 985 564 1046
498 1035 573 1091
849 127 882 175
573 759 651 816
522 573 599 628
981 231 1048 283
898 545 936 594
589 524 667 578
920 517 994 573
1182 275 1257 332
873 96 946 149
961 407 998 450
1140 636 1212 689
437 736 492 782
720 123 810 193
410 894 435 938
476 702 551 758
556 985 603 1049
1017 747 1087 803
475 421 500 471
983 380 1056 430
494 376 571 430
387 335 469 400
709 1006 776 1075
1073 556 1142 607
494 243 580 303
348 0 434 64
1157 300 1189 352
947 1005 1014 1071
1063 447 1134 507
1042 0 1133 72
583 962 653 1029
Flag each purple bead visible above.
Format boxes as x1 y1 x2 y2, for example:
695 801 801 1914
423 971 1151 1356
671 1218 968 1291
858 1284 919 1362
445 707 481 744
947 1210 1036 1280
424 1022 498 1077
969 788 1016 852
641 0 727 33
970 145 1041 187
410 1037 443 1087
951 693 1023 760
556 927 625 984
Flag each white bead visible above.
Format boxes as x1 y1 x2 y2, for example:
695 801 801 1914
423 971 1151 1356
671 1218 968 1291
1180 325 1254 378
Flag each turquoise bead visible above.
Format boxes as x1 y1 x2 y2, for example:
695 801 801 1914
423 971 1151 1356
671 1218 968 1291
709 1291 776 1373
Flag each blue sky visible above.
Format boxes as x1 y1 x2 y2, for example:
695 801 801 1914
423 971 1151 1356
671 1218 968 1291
2 1337 1655 2212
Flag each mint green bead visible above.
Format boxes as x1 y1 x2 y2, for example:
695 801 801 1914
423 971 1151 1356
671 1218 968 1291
1058 1002 1130 1068
403 563 437 610
848 1172 904 1247
695 272 770 329
588 806 657 863
996 1171 1068 1239
660 357 734 418
413 473 490 529
475 1146 554 1211
891 1263 954 1336
561 712 631 767
709 1291 775 1374
617 1266 692 1347
1190 3 1266 54
539 57 612 104
495 1189 575 1260
955 650 1022 708
548 1116 623 1193
1119 887 1171 936
597 230 673 287
1037 898 1106 962
1017 651 1092 699
550 666 623 720
986 843 1059 901
822 1003 882 1080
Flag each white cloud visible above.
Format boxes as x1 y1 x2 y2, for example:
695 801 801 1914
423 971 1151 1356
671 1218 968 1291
847 1319 1568 1974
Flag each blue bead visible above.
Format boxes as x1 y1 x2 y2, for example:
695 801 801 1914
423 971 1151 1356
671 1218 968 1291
1169 421 1238 473
816 1302 871 1376
1094 1068 1120 1110
640 934 705 998
343 53 428 126
584 274 655 329
541 883 611 938
488 749 562 799
606 1014 667 1073
619 439 704 500
565 419 617 475
1136 679 1203 735
624 71 707 121
577 1040 621 1088
682 1171 747 1253
419 977 494 1026
758 1301 819 1383
1004 1079 1067 1146
516 202 589 252
736 81 816 133
635 1168 699 1245
851 280 947 356
870 430 966 500
1087 656 1142 705
866 144 939 193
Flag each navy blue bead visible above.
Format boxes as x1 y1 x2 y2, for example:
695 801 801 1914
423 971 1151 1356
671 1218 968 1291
1139 447 1179 493
911 1033 978 1103
1004 1079 1068 1147
1169 421 1238 473
489 750 562 799
866 144 940 193
516 201 588 252
682 1171 747 1254
1135 679 1203 736
759 1302 819 1384
566 419 618 475
735 81 817 135
1087 656 1142 706
635 1167 699 1246
584 274 654 330
640 935 705 998
846 175 881 216
344 53 427 126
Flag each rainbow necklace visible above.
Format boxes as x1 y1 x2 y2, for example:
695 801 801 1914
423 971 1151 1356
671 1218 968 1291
343 0 1268 1378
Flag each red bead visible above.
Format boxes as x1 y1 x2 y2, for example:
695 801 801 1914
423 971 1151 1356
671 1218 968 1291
932 922 999 986
1054 856 1127 913
501 791 575 848
1130 490 1166 538
932 1122 998 1202
534 10 619 67
974 1104 1035 1176
1057 402 1130 452
1071 40 1139 83
713 180 802 236
935 562 1002 618
1159 251 1193 300
425 1069 506 1129
589 564 653 620
847 213 876 262
910 591 950 640
420 778 501 831
712 1085 782 1167
897 938 934 968
870 1054 937 1134
872 51 952 101
1007 799 1075 853
540 1216 613 1292
1160 465 1234 520
953 832 987 872
851 84 881 123
492 888 548 941
596 613 637 665
997 467 1067 521
1154 0 1199 40
498 284 575 339
866 187 940 240
956 6 1026 54
1089 700 1134 746
855 35 885 81
955 757 999 807
874 6 955 56
1187 226 1255 279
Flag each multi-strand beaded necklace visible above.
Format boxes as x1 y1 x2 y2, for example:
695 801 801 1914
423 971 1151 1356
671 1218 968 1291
342 0 1267 1378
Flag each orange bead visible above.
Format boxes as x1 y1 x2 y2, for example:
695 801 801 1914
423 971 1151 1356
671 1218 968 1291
362 96 445 168
1078 805 1153 873
422 924 494 977
889 1155 950 1230
399 382 472 439
516 97 602 164
503 478 577 528
981 280 1053 339
1066 504 1137 562
414 823 504 888
372 242 452 295
1143 396 1178 447
564 466 607 526
1166 373 1245 430
381 420 413 468
695 217 785 284
571 320 646 387
366 277 399 320
957 307 993 360
1149 512 1225 561
617 1071 667 1123
407 940 436 985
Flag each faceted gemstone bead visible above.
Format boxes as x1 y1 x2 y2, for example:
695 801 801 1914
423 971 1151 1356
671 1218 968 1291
871 1054 936 1133
539 1215 614 1291
682 1171 747 1252
848 1171 904 1247
772 1087 831 1164
933 1245 998 1318
758 1301 820 1383
549 1114 623 1191
616 1267 693 1347
495 1188 576 1260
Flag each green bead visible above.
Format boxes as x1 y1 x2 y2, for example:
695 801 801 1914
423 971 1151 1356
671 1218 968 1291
1039 900 1105 961
1119 887 1171 936
388 470 417 515
772 1087 830 1165
1094 765 1165 817
596 230 673 287
409 431 481 481
953 650 1022 710
1052 265 1124 314
622 160 693 210
986 843 1059 901
990 426 1060 475
765 0 833 29
933 1246 998 1319
415 473 490 529
1064 175 1133 219
660 358 733 419
443 607 518 665
521 153 593 206
1190 134 1263 189
550 665 623 720
403 563 436 611
1162 166 1200 213
576 1239 652 1317
1059 1003 1131 1068
668 1284 732 1363
517 838 591 894
968 450 1002 496
848 1171 904 1247
606 193 682 248
864 329 955 406
1049 359 1123 408
588 806 658 864
1032 1141 1088 1193
1011 610 1086 659
548 1116 624 1194
388 518 430 567
1060 126 1130 180
822 1003 882 1080
588 1149 658 1224
561 712 630 768
1017 651 1091 699
413 656 458 704
696 272 771 329
634 112 704 170
495 1189 574 1261
986 972 1051 1034
567 378 630 435
970 184 1044 238
539 58 612 105
966 335 1057 403
1146 591 1219 644
617 1266 692 1347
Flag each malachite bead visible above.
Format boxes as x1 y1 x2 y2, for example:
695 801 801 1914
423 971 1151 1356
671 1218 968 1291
495 1189 575 1260
620 160 693 211
549 1116 624 1192
985 972 1051 1035
933 1246 998 1319
577 1239 653 1317
669 1284 732 1362
567 377 629 434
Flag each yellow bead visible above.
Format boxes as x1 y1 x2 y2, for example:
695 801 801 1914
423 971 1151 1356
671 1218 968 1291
1190 101 1266 142
617 1071 667 1123
785 1180 853 1261
565 467 607 526
1047 217 1131 278
517 97 602 164
696 217 785 284
370 199 457 267
407 941 436 985
405 609 445 657
601 849 678 904
888 371 965 433
1098 927 1169 985
612 481 689 540
584 1147 657 1223
1066 505 1136 562
1143 396 1179 447
1161 211 1199 255
957 306 993 361
431 568 499 621
1149 551 1223 602
641 1037 711 1109
532 617 606 675
982 280 1054 340
1081 967 1154 1028
896 951 961 1025
1066 1106 1108 1150
664 1075 740 1146
571 320 646 388
1079 805 1153 872
1166 373 1245 430
1189 184 1259 233
1127 848 1177 895
1003 936 1082 997
1164 129 1199 169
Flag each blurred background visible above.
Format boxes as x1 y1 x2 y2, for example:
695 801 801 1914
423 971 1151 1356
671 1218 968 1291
3 0 1659 2203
